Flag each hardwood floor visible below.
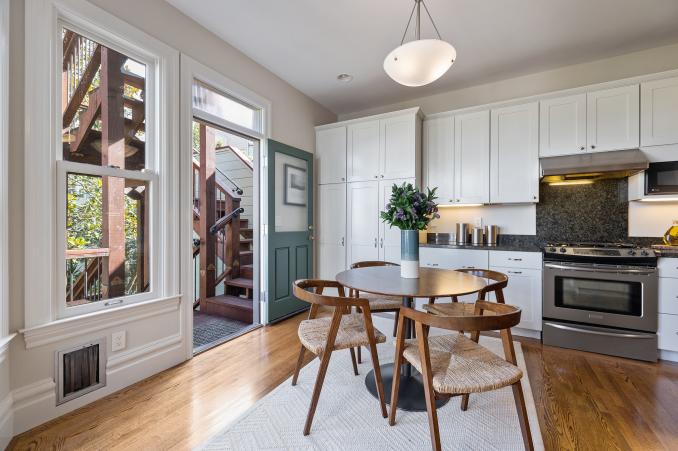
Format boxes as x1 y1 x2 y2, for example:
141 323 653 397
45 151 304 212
9 313 678 450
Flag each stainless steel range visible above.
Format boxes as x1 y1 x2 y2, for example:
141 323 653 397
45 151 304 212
542 242 658 362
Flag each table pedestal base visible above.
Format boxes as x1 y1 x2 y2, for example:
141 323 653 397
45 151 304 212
365 363 450 412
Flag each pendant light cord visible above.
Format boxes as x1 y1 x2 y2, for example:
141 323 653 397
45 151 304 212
399 0 443 46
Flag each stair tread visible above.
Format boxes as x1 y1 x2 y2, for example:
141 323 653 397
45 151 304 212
240 238 253 243
205 295 253 311
225 277 254 289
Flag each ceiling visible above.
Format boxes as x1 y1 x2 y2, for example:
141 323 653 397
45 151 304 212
167 0 678 115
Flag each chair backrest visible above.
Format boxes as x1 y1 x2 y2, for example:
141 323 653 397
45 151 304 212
350 260 400 269
399 301 521 333
455 268 508 301
293 279 368 310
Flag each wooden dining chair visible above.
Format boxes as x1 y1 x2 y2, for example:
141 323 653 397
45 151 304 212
291 279 388 436
389 302 534 451
349 261 403 363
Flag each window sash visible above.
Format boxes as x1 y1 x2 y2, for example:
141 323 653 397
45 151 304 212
56 160 158 319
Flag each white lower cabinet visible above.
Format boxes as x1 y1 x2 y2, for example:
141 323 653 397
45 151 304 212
658 314 678 352
420 247 489 270
489 266 542 332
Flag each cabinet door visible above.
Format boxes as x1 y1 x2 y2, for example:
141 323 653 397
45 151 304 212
490 266 542 331
539 94 587 157
423 116 455 204
346 181 380 265
316 127 346 184
587 85 639 152
347 120 380 182
378 178 415 262
380 115 416 180
317 184 346 279
454 110 490 204
490 102 539 203
641 77 678 147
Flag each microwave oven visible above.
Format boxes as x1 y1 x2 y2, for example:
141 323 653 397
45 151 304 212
645 161 678 195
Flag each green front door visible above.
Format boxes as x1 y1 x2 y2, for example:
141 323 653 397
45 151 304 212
267 139 313 323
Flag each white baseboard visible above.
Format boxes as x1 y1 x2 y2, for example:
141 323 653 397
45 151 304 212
0 392 13 450
660 349 678 363
11 333 186 436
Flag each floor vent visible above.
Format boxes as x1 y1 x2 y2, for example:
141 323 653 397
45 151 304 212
56 338 107 405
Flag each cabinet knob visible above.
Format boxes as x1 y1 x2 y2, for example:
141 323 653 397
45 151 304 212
374 237 378 248
341 177 345 181
580 146 585 151
374 175 378 179
380 175 384 178
591 145 596 149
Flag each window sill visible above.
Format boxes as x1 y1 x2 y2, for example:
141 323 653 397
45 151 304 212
20 295 181 349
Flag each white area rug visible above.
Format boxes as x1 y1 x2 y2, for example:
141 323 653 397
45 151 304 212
198 336 544 450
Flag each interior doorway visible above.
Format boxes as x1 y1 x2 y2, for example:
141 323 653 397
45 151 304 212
190 80 262 354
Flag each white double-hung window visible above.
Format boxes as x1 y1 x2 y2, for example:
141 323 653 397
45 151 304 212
25 0 179 325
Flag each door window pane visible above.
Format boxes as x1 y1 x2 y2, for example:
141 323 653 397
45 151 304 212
555 277 642 316
274 153 308 232
192 81 261 132
66 173 149 306
61 28 146 170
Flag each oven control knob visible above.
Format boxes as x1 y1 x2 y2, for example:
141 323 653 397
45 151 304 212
559 247 567 253
641 250 649 256
628 250 636 256
548 247 557 253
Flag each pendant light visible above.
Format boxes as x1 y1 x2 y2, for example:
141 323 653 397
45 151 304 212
384 0 456 87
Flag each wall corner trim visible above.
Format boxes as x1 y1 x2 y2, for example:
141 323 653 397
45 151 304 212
20 296 181 349
0 333 15 364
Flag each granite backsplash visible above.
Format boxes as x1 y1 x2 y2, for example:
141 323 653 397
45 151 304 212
536 178 630 244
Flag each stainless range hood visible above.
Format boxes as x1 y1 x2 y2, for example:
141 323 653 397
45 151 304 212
540 149 649 183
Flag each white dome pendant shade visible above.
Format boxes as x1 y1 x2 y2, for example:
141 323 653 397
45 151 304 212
383 39 456 87
384 0 456 87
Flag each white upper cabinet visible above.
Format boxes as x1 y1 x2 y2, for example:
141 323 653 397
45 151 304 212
539 94 587 157
317 184 346 279
641 76 678 147
454 110 490 204
316 126 347 184
347 120 380 182
423 116 455 204
586 85 639 152
380 115 418 180
346 181 380 265
490 102 539 204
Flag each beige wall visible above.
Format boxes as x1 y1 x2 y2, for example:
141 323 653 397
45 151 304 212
5 0 335 436
339 41 678 120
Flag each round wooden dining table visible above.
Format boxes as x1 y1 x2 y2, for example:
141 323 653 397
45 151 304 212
336 265 488 412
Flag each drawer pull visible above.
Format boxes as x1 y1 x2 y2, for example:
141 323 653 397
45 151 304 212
508 271 522 275
508 258 523 261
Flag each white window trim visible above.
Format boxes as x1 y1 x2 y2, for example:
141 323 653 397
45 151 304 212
179 55 271 358
24 0 180 328
0 0 9 342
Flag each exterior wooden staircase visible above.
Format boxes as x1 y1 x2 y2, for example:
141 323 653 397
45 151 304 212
192 124 254 323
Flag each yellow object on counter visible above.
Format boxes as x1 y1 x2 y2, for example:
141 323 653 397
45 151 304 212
664 220 678 246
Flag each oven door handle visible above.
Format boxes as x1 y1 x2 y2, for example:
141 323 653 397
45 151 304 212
544 263 656 276
544 322 656 339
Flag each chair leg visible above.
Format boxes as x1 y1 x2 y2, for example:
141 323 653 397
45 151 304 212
303 349 334 436
357 346 362 364
367 338 387 418
512 381 535 451
349 348 359 376
389 342 404 426
392 311 400 337
417 323 441 451
460 393 470 411
292 345 306 386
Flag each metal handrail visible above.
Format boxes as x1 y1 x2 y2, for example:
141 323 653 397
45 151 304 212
192 154 244 196
209 207 244 235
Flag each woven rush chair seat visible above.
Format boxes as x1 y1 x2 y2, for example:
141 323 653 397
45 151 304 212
424 302 497 317
401 334 523 394
361 292 402 311
299 313 387 355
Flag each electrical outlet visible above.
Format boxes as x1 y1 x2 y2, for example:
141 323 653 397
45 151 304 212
474 217 483 228
111 330 126 352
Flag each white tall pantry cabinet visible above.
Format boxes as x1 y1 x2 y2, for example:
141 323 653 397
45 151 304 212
316 108 422 279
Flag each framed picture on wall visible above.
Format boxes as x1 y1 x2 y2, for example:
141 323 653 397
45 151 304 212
284 164 307 206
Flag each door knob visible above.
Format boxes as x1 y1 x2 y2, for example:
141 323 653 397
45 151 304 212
309 235 315 240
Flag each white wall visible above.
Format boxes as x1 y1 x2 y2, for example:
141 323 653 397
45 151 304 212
215 150 254 225
629 202 678 237
6 0 335 438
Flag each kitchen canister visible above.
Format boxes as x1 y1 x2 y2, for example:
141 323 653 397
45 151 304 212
485 225 499 246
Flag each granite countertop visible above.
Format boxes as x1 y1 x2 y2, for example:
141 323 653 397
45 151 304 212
420 243 543 253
